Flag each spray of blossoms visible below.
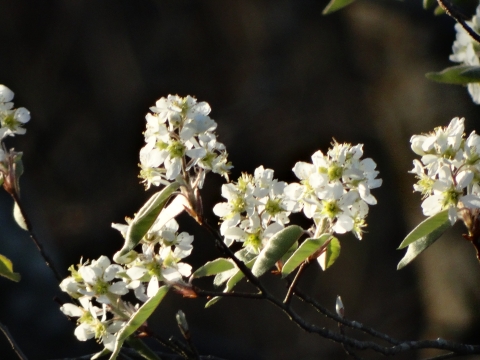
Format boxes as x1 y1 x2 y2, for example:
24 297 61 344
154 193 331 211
284 141 382 240
213 166 296 254
410 117 480 225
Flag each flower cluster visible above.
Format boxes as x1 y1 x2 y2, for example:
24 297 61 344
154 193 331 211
59 216 194 350
0 84 30 139
139 95 232 190
213 166 295 254
284 142 382 239
449 5 480 104
410 117 480 224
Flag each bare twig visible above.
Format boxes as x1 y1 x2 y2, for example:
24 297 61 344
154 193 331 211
11 193 63 283
0 321 28 360
191 286 263 300
283 261 307 304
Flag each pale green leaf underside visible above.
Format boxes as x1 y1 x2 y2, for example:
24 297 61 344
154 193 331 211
251 225 303 278
397 210 451 270
117 182 180 258
398 209 450 249
192 258 235 278
426 65 480 85
319 236 341 271
0 254 20 282
322 0 355 15
281 234 331 277
110 286 169 360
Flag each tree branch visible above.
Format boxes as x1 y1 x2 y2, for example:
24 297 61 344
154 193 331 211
0 321 28 360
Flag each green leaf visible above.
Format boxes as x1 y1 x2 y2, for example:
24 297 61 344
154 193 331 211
192 258 235 278
426 65 480 85
115 182 179 260
398 209 450 249
206 257 256 308
281 234 332 277
397 211 451 270
109 286 169 360
0 254 20 282
251 225 304 278
397 232 446 270
322 0 355 15
318 237 341 271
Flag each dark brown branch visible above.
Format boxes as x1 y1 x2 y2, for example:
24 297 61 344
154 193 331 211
199 218 480 357
191 286 263 300
292 286 401 345
0 321 28 360
437 0 480 43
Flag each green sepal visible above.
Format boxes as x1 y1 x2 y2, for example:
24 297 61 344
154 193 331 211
192 258 235 278
322 0 355 15
426 65 480 85
433 4 446 15
251 225 303 278
114 182 179 261
398 209 450 249
0 254 20 282
109 286 169 360
397 210 451 270
281 234 332 277
423 0 437 10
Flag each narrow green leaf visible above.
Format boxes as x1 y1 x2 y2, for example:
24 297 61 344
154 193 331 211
192 258 235 278
322 0 355 15
206 257 256 308
426 65 480 85
397 230 447 270
116 182 180 259
251 225 304 278
0 254 20 282
110 286 169 360
398 210 450 249
318 237 341 271
281 234 332 277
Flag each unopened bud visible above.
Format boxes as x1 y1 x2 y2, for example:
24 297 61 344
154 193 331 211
176 310 190 339
336 295 345 318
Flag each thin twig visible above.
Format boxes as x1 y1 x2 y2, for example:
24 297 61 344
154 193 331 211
0 321 28 360
293 286 401 345
423 352 468 360
437 0 480 43
191 286 263 300
11 194 63 283
283 261 307 304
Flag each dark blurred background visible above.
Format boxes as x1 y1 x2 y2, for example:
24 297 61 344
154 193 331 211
1 0 480 359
